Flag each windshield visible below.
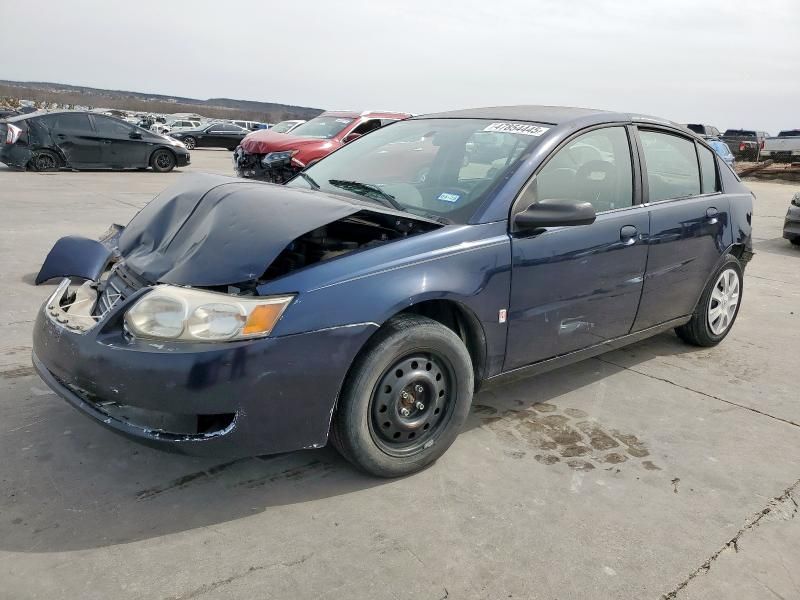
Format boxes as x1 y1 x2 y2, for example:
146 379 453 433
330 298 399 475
288 116 353 139
287 118 549 224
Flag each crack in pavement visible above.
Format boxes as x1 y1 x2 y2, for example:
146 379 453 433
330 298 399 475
595 357 800 429
661 479 799 599
164 553 314 600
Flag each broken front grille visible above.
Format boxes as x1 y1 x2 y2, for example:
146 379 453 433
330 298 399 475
94 263 146 318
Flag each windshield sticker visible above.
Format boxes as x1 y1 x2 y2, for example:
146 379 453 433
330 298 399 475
437 192 460 203
483 122 550 136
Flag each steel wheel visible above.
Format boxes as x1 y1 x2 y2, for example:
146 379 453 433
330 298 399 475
368 352 454 457
708 267 740 335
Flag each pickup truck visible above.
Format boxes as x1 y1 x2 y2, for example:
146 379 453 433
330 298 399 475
721 129 769 161
761 130 800 164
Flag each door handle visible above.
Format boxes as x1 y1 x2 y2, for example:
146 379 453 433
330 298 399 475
102 140 112 144
706 207 719 224
620 225 638 245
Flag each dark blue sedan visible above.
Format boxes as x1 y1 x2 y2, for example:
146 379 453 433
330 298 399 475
32 106 754 477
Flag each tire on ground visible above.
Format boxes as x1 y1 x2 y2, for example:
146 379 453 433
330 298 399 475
29 149 61 172
150 149 176 173
330 314 474 477
675 254 743 347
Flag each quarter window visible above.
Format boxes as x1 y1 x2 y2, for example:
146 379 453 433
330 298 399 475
531 126 633 213
698 145 719 194
639 130 701 201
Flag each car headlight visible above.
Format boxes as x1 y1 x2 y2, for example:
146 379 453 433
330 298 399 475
125 286 294 342
261 150 298 167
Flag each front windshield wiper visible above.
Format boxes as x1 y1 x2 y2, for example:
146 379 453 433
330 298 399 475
328 179 404 211
295 171 320 189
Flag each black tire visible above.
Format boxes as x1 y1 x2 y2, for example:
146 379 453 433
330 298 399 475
182 136 196 150
29 149 61 172
675 255 743 347
330 314 474 477
790 238 800 246
150 149 176 173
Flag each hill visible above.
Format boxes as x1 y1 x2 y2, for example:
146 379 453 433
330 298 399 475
0 80 324 122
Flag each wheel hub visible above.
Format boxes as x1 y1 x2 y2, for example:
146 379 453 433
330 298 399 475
369 353 452 455
708 268 740 335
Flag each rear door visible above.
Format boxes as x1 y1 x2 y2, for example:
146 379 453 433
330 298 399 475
505 125 650 370
631 128 730 330
41 113 102 167
90 115 149 167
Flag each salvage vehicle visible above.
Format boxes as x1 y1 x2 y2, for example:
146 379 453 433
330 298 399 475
233 110 412 182
707 139 735 168
0 111 189 172
784 193 800 245
32 106 753 477
760 130 800 164
270 119 305 134
721 128 769 161
168 122 248 150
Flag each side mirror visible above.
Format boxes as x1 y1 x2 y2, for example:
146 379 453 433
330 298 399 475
513 199 596 232
342 132 362 144
129 131 143 140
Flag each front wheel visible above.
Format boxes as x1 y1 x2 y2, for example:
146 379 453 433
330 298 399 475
150 149 176 173
675 255 743 347
330 314 474 477
182 136 196 150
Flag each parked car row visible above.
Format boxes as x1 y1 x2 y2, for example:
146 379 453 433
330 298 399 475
684 123 800 164
32 105 755 476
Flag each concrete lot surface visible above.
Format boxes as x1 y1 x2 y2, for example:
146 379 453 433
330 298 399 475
1 151 798 599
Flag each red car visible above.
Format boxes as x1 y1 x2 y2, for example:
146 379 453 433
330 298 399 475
233 110 412 182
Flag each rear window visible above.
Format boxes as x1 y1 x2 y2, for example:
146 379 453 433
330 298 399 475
724 129 756 137
698 145 719 194
639 130 701 202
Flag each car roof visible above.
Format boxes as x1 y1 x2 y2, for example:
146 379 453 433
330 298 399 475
412 105 675 128
320 110 413 120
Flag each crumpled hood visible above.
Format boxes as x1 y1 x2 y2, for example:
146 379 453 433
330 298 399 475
239 130 327 155
117 174 361 286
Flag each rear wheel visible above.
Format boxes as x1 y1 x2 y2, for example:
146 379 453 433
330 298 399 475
30 149 61 172
675 255 743 347
330 314 474 477
150 149 176 173
182 136 196 150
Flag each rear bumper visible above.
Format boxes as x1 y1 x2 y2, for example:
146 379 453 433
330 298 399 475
784 205 800 240
32 287 377 457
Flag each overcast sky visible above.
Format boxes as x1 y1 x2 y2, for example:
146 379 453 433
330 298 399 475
1 0 797 132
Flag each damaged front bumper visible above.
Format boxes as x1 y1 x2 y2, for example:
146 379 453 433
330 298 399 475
232 147 301 183
32 277 377 457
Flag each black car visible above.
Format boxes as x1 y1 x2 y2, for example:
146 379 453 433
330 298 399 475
0 111 190 172
168 122 249 150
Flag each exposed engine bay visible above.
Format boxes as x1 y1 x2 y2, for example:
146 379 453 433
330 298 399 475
262 210 438 281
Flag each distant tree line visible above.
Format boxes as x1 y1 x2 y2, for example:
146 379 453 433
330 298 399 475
0 84 318 123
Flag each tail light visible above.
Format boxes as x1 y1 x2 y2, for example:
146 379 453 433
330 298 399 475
739 142 746 152
5 124 22 145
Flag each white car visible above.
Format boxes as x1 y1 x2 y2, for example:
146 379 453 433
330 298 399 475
150 120 201 135
269 119 305 134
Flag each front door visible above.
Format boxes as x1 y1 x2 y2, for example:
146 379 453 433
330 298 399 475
632 129 730 330
505 126 649 371
91 115 149 168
